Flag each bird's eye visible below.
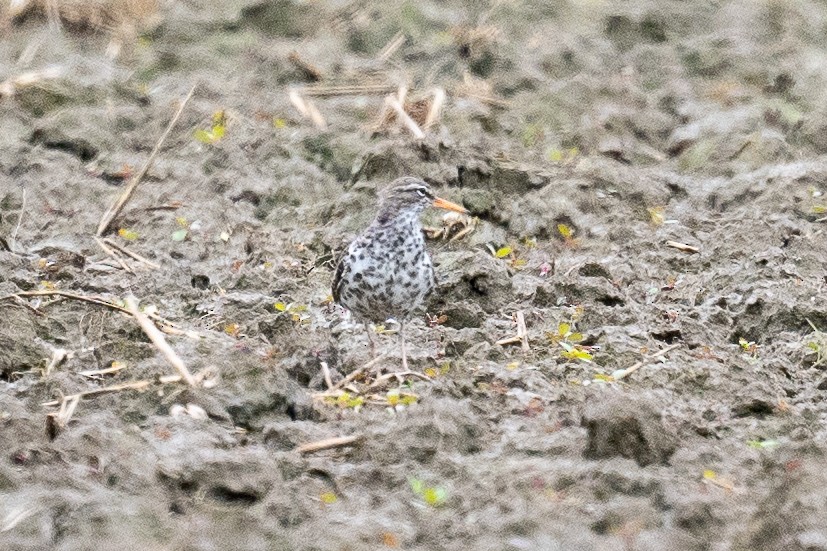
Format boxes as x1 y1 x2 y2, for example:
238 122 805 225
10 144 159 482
416 189 426 197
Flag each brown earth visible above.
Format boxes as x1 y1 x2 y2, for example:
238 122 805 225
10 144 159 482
2 1 827 550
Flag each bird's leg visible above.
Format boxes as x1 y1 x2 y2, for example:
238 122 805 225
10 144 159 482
399 321 408 372
364 321 377 357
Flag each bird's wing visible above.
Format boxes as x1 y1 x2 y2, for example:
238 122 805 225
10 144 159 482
331 249 348 304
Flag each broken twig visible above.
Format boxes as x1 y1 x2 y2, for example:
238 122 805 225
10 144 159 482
41 380 153 407
125 295 196 386
94 236 134 274
367 370 432 390
665 241 700 254
295 435 362 454
612 343 681 380
517 310 530 353
320 360 334 390
496 311 530 352
333 354 388 389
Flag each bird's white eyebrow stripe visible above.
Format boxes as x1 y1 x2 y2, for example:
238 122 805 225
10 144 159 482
399 183 432 195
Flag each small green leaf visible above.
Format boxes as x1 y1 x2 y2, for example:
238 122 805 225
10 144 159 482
648 206 665 226
194 129 213 143
561 347 593 362
747 439 779 450
194 111 227 144
336 392 364 409
422 487 447 507
409 478 424 495
274 302 287 312
557 224 573 239
320 492 337 504
400 394 418 406
118 228 139 241
495 246 512 258
172 229 188 242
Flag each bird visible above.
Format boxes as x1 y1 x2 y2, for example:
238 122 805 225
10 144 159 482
332 176 468 371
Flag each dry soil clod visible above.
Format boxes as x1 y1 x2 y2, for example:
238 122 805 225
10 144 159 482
287 50 323 81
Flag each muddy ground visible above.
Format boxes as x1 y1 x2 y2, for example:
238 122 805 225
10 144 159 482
2 1 827 549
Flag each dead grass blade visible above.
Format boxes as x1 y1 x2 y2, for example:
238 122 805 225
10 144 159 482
94 236 134 273
301 84 397 97
423 88 446 130
385 95 424 139
96 84 196 236
102 237 160 269
289 89 327 129
377 31 405 62
0 289 131 314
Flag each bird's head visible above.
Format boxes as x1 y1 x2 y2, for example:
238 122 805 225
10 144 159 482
377 177 468 220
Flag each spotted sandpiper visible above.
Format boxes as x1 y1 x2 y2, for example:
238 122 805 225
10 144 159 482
332 176 468 371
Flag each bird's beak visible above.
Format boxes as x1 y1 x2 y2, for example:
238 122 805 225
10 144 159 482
432 196 469 214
